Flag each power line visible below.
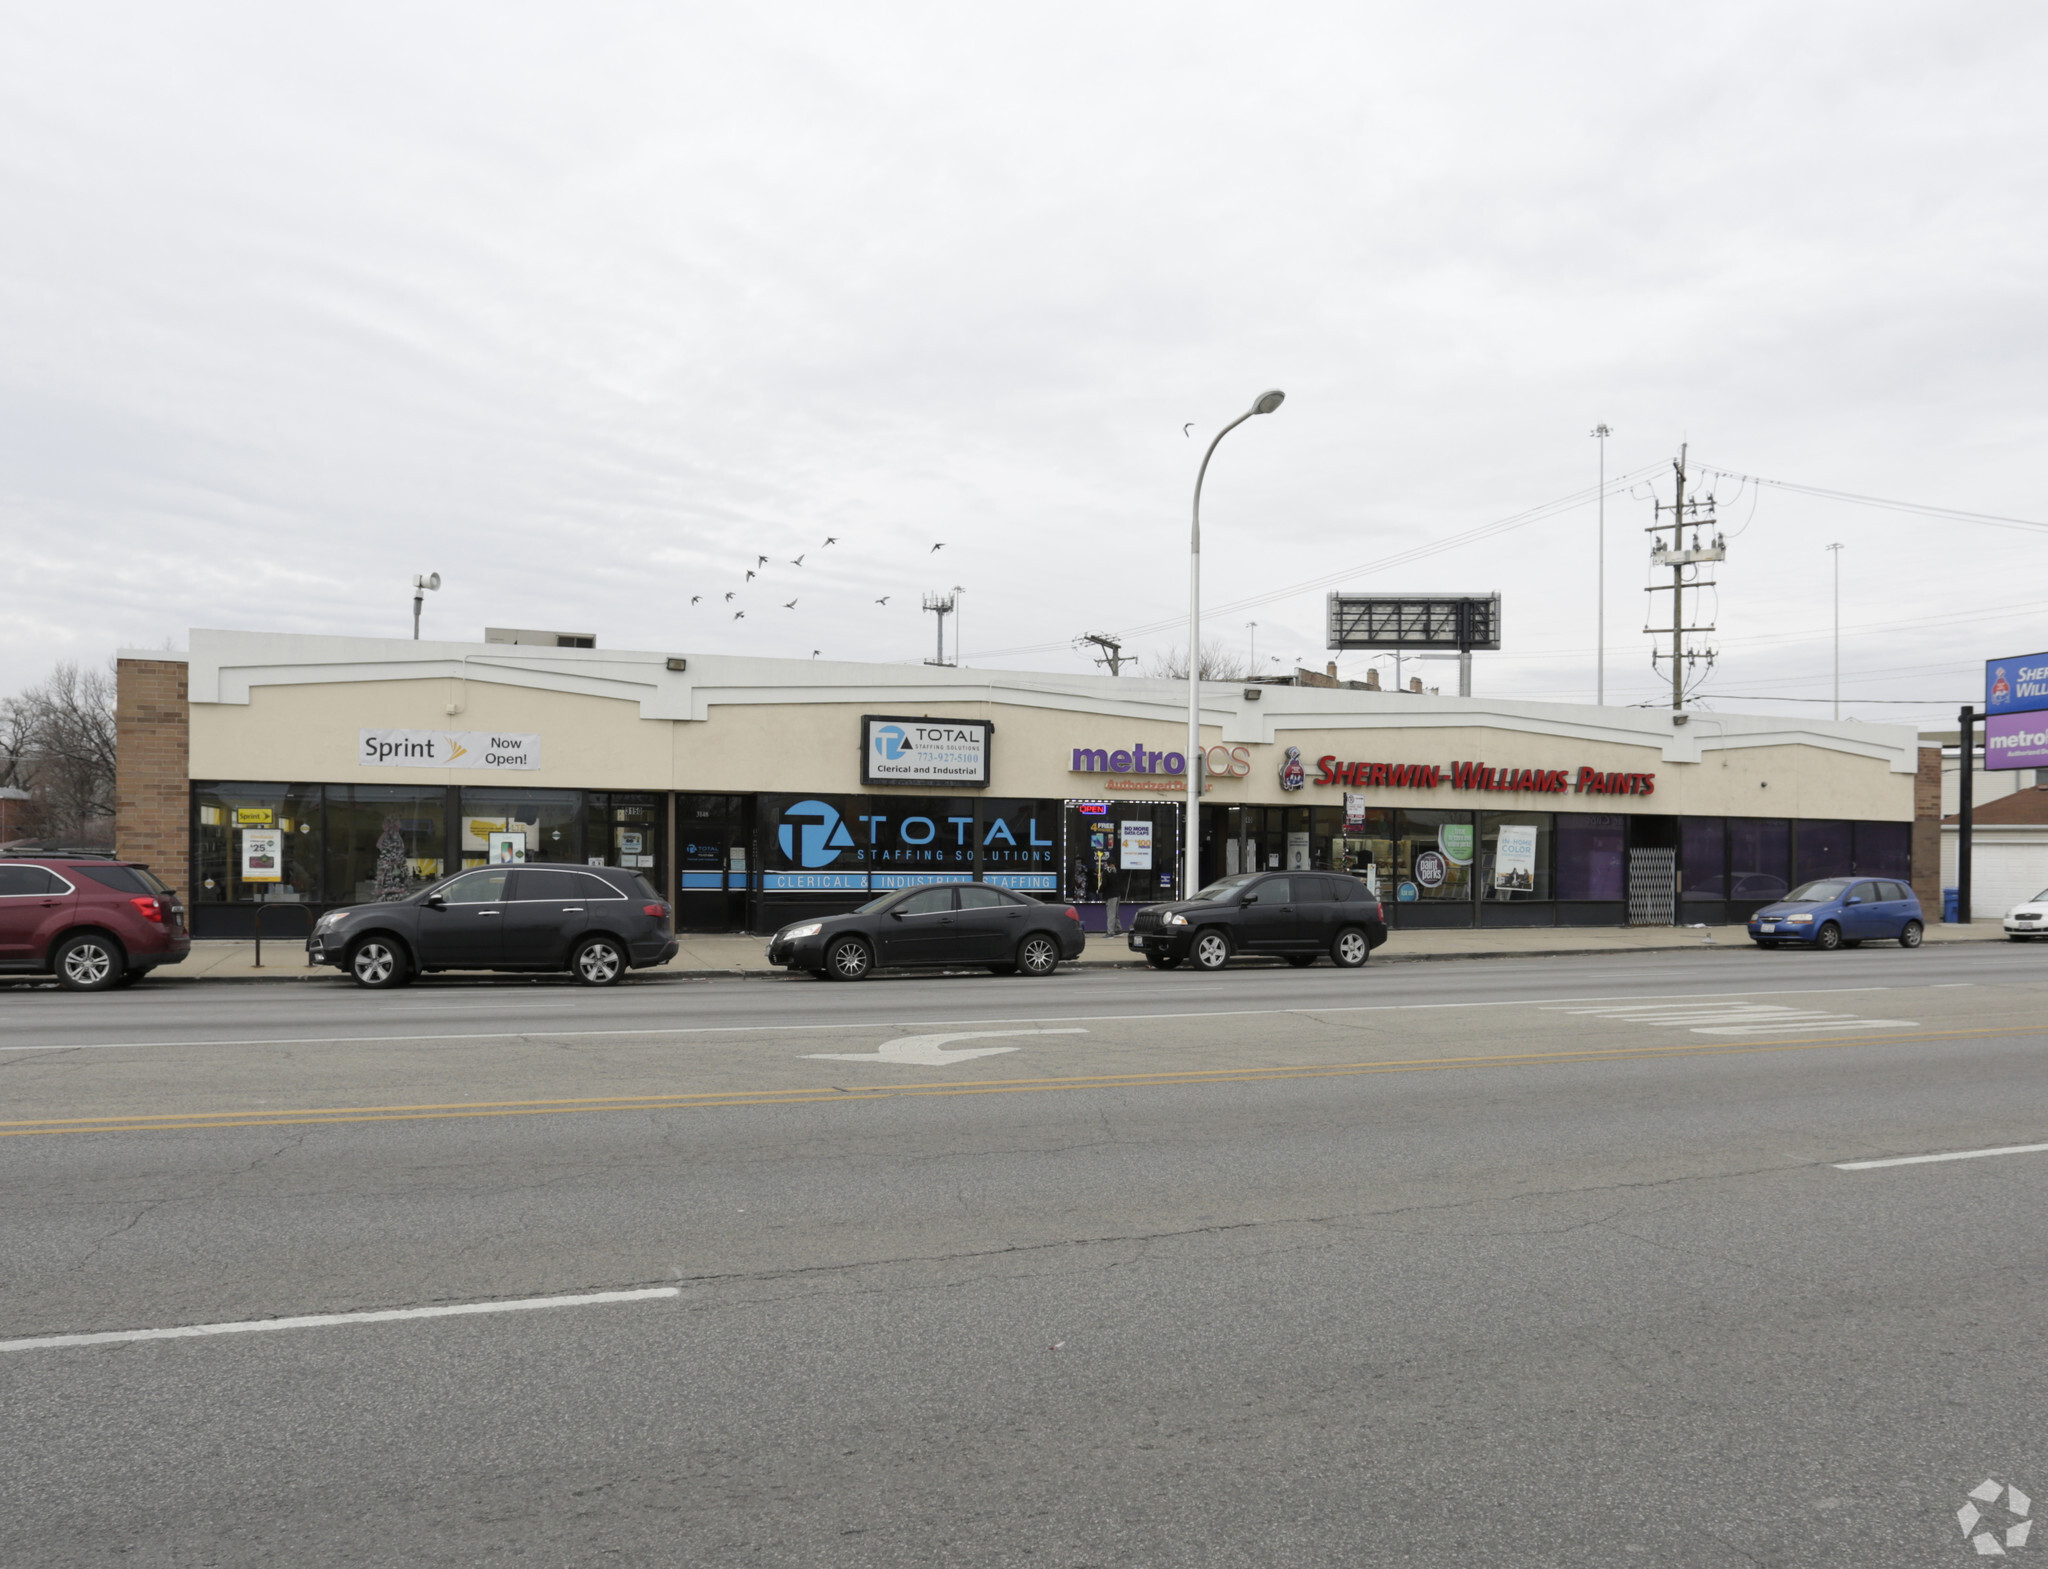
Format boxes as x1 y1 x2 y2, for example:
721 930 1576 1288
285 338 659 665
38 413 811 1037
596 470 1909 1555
1696 468 2048 534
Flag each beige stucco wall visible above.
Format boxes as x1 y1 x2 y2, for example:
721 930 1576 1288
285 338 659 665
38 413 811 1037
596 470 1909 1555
189 675 1913 821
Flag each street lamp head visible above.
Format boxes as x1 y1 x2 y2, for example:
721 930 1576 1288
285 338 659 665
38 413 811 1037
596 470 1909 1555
415 572 441 592
1250 389 1286 416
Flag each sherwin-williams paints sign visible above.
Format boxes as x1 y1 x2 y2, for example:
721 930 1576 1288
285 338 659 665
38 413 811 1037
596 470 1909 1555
862 716 992 787
359 730 542 769
1986 652 2048 772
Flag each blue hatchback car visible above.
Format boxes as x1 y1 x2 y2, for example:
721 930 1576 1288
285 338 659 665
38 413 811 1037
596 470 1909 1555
1748 877 1924 950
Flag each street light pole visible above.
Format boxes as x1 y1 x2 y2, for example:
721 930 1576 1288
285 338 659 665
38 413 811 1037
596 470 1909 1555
1186 390 1285 901
1590 424 1610 704
412 572 440 639
1827 543 1843 720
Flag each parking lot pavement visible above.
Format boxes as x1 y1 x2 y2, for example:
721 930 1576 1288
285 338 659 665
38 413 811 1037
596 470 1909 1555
110 916 2012 985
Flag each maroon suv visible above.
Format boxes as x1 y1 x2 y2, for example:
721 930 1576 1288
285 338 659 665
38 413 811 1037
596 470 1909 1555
0 852 190 990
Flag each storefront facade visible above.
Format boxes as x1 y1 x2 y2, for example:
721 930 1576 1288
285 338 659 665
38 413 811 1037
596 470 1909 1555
116 631 1929 938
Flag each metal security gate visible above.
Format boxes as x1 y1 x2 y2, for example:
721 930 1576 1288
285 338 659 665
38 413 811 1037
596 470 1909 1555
1627 847 1676 926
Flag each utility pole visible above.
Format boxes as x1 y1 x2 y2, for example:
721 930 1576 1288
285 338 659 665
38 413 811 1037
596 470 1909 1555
1590 424 1610 703
921 591 956 667
1077 632 1134 675
1827 543 1843 719
1645 443 1723 711
1958 705 1976 923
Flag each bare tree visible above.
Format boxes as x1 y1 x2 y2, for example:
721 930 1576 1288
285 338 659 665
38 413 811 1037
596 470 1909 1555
0 662 118 847
1148 641 1256 682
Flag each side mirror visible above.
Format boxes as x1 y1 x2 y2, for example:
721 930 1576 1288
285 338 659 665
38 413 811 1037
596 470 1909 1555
890 908 905 920
1844 896 1862 905
425 892 446 908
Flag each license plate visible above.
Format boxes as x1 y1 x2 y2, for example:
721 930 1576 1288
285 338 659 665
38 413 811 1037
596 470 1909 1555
1128 935 1146 950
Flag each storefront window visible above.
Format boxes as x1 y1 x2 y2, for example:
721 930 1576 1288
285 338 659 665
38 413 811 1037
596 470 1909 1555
326 785 449 904
1795 820 1853 884
677 794 748 890
1332 805 1395 899
1852 820 1910 879
1394 810 1474 904
1065 801 1178 903
191 783 324 903
461 788 584 869
1479 812 1552 901
1557 814 1626 901
1680 817 1727 901
1728 818 1789 904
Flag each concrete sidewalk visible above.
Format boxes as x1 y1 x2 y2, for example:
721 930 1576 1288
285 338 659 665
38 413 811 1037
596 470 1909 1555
153 918 2013 984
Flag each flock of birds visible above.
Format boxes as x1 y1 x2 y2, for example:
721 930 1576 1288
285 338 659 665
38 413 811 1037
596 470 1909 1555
687 537 949 623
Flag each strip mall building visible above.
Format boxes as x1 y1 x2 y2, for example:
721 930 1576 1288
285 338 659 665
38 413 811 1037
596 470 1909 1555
114 630 1941 939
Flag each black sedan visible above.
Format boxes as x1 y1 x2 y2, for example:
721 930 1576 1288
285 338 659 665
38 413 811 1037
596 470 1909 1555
766 882 1087 980
308 864 679 987
1126 871 1388 971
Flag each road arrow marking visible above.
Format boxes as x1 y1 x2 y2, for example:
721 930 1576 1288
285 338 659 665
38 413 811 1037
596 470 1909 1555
804 1028 1088 1066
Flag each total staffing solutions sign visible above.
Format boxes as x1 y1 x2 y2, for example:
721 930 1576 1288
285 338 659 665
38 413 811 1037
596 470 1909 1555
861 715 992 787
1985 653 2048 771
359 730 543 770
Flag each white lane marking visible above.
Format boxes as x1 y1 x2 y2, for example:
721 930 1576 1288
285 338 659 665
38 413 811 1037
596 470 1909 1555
805 1028 1088 1066
0 1287 680 1353
1835 1142 2048 1171
1546 999 1919 1036
0 987 1912 1052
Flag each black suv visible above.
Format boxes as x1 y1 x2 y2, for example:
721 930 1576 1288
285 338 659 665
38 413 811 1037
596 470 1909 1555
1127 871 1388 971
308 864 678 987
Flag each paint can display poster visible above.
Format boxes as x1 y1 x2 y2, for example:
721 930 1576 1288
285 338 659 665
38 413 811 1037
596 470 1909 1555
1438 823 1474 865
1414 848 1447 888
1493 824 1538 893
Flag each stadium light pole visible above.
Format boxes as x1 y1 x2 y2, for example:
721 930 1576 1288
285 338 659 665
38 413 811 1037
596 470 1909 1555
1590 424 1610 703
1186 390 1285 900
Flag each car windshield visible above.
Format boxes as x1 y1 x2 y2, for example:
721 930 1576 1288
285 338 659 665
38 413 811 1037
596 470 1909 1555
2035 888 2048 902
1188 874 1260 903
1784 879 1854 902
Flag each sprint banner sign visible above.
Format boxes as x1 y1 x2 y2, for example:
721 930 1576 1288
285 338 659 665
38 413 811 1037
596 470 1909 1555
860 714 992 787
359 729 542 770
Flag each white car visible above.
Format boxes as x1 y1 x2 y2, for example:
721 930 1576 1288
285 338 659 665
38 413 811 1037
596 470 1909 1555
2006 888 2048 941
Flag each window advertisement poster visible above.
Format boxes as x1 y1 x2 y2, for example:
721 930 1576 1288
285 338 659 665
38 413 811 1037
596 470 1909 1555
1413 849 1448 888
860 715 993 788
235 807 275 827
1439 822 1475 865
1119 821 1153 870
1286 830 1311 870
1493 823 1539 893
240 827 283 882
488 831 527 865
759 794 1058 893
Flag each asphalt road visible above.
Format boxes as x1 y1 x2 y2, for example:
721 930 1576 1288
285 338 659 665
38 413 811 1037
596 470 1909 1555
4 943 2047 1566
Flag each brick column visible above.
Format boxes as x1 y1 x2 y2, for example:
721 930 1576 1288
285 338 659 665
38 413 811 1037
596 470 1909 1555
1911 742 1942 917
116 658 191 895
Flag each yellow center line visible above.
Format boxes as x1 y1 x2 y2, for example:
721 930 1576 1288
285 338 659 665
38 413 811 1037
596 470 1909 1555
0 1024 2029 1138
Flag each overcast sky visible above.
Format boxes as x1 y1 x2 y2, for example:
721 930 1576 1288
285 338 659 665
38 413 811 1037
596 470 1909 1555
4 2 2044 724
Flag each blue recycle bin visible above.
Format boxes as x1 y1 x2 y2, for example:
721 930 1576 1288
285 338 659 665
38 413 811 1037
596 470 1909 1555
1943 887 1960 924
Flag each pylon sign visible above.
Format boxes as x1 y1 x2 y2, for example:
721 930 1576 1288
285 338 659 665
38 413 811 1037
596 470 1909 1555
1985 651 2048 772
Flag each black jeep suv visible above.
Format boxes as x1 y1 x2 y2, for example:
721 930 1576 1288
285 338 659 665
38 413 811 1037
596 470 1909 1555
1126 871 1388 971
308 864 678 987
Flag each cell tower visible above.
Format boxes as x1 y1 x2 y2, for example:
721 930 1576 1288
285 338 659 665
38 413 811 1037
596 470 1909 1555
1644 443 1724 710
922 590 956 667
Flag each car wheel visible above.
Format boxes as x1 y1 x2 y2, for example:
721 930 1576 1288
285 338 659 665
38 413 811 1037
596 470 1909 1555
572 936 626 986
1191 930 1231 971
1814 922 1842 951
53 933 124 992
825 936 872 981
1899 920 1923 949
1017 934 1061 977
348 937 411 989
1285 954 1317 968
1145 952 1182 970
1331 927 1370 968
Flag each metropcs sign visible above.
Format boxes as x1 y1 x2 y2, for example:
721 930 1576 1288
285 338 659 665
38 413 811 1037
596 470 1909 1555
359 730 542 770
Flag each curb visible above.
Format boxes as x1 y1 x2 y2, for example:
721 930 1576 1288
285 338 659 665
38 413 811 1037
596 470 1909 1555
9 929 2005 987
